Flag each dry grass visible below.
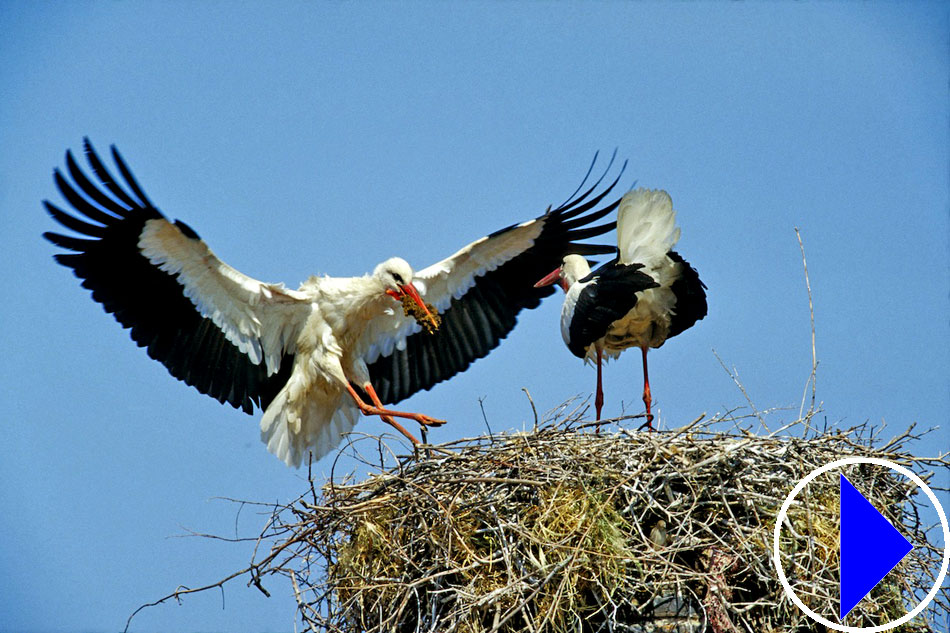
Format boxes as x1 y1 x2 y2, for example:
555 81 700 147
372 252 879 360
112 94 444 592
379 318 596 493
212 403 950 633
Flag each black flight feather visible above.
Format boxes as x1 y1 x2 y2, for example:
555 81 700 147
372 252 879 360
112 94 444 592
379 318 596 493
368 160 627 404
43 140 292 414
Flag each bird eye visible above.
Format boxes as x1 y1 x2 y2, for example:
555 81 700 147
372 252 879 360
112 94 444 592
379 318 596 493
393 273 404 285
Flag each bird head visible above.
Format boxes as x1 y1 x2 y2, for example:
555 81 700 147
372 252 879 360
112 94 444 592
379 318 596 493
374 257 432 318
533 254 592 292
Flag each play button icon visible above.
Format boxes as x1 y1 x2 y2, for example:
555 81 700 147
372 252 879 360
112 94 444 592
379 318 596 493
839 474 913 620
774 456 950 632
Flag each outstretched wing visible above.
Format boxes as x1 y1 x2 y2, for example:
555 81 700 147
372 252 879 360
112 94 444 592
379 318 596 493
362 156 625 404
43 139 313 413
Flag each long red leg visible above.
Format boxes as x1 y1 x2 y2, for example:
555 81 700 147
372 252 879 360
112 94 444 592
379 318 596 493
641 346 654 430
595 346 604 426
346 384 421 445
363 384 433 453
345 384 446 445
354 383 445 427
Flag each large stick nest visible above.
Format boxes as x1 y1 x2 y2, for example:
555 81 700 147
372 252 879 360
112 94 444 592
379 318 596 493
241 407 947 633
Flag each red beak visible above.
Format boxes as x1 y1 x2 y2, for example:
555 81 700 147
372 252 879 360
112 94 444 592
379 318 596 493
387 283 432 317
534 267 566 291
534 267 561 288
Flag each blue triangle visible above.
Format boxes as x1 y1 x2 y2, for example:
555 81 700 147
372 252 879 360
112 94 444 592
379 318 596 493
839 474 913 620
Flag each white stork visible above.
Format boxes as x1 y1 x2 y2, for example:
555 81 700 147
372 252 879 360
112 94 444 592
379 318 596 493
534 188 707 426
43 139 623 467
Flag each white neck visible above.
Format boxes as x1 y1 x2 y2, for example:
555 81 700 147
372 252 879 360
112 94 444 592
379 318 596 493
561 254 591 286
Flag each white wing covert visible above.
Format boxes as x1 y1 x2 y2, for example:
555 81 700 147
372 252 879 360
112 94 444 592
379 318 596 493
137 217 311 375
43 139 313 413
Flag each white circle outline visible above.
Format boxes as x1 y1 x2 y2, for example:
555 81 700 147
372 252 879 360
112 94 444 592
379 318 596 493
772 456 950 633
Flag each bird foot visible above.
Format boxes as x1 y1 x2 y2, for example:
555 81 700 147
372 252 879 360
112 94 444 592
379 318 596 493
366 406 446 430
348 383 446 429
637 413 655 432
413 414 446 428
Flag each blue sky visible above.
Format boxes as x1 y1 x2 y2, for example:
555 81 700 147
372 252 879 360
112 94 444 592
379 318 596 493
1 2 947 632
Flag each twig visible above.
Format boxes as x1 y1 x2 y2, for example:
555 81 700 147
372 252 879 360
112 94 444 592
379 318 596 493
795 228 819 429
478 395 495 443
712 349 770 433
124 568 248 633
522 387 539 432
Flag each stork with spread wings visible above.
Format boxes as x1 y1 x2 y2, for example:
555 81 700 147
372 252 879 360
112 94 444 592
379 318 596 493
44 140 623 467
